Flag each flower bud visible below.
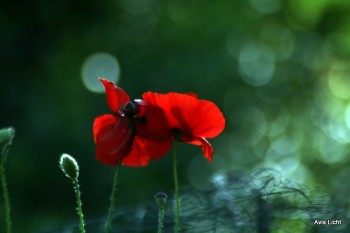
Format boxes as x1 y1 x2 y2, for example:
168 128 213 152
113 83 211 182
154 191 167 207
59 153 79 180
0 127 15 147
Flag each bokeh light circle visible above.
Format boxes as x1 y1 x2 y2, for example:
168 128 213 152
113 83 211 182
327 61 350 100
345 104 350 130
81 52 121 93
238 42 275 86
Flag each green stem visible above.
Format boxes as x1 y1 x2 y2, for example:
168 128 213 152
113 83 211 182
73 178 86 233
157 205 165 233
0 145 12 233
105 162 121 233
173 141 180 233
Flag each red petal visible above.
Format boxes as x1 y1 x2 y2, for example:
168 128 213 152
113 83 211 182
122 136 173 167
99 78 130 113
122 102 173 166
143 92 225 139
181 136 214 161
134 101 172 141
93 114 134 166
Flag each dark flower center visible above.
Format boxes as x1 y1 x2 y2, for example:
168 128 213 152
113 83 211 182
171 128 182 140
119 101 139 118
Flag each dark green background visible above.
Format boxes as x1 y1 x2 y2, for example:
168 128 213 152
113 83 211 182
1 0 350 232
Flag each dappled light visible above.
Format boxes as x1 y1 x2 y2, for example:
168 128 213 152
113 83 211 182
81 53 120 93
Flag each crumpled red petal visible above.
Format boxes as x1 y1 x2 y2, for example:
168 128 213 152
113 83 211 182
142 92 224 160
134 101 172 141
122 136 173 166
181 136 214 161
93 114 134 166
121 102 173 166
99 78 130 113
143 92 225 138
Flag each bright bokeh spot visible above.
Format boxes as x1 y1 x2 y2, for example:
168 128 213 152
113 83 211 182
211 173 228 187
81 52 120 93
328 61 350 100
345 104 350 129
238 42 275 86
263 135 302 181
328 120 350 144
312 87 350 144
263 156 300 180
314 133 348 164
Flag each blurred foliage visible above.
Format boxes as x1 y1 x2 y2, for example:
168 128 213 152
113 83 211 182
44 170 349 233
1 0 350 232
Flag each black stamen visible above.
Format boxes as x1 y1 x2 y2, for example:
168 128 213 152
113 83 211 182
119 101 139 118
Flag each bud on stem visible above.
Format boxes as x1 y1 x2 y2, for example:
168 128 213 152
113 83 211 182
59 153 79 180
0 127 15 148
59 153 85 233
155 191 167 233
154 191 167 207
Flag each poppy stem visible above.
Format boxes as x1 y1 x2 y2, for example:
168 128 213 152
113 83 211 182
59 154 85 233
154 192 167 233
72 178 86 233
173 140 180 233
157 205 165 233
0 145 12 233
105 162 121 233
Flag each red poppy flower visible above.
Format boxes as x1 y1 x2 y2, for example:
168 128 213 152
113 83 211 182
93 78 172 166
142 92 225 161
